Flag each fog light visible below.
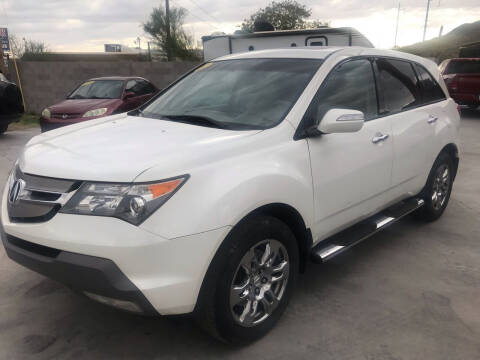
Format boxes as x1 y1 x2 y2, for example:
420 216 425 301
84 292 143 313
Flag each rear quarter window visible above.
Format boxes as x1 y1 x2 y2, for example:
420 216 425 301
413 64 446 103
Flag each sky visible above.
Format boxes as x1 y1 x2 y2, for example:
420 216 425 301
0 0 479 52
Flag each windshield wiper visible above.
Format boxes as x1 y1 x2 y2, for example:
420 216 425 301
158 114 228 129
68 94 85 99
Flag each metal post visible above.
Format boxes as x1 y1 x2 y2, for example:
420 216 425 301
147 41 152 61
9 37 26 112
166 0 171 61
423 0 431 41
394 2 400 48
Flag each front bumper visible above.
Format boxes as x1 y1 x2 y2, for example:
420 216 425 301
1 186 230 315
1 230 157 315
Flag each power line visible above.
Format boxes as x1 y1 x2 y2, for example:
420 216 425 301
184 0 221 23
171 0 222 31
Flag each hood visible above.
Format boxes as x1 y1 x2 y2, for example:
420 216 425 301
19 115 261 182
48 98 122 115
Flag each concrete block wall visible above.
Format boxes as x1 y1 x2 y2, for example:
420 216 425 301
9 61 200 114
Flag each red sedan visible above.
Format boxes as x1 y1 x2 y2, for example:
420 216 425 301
40 76 158 132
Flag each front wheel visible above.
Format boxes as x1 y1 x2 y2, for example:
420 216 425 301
414 152 454 222
195 216 298 343
0 124 8 135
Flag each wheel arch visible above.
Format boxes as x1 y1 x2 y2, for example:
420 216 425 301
440 143 459 180
245 203 313 274
194 202 312 319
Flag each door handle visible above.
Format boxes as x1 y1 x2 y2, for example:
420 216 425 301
427 115 438 124
372 133 389 144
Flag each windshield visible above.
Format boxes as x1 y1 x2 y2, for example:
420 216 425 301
68 80 124 99
141 58 323 130
446 60 480 74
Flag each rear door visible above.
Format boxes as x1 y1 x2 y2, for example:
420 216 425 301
375 58 442 200
306 58 394 239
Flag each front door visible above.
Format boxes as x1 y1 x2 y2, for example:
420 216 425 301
305 58 393 242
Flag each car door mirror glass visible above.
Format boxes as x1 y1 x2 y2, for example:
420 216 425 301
317 108 365 134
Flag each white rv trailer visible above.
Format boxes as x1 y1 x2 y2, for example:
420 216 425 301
202 27 374 61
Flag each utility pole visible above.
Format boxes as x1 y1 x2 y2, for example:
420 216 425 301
394 2 400 48
423 0 431 41
165 0 172 61
438 25 443 37
136 37 141 53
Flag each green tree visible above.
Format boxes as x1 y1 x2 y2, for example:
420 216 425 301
143 5 199 61
241 0 328 32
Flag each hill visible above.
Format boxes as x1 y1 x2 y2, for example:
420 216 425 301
399 20 480 62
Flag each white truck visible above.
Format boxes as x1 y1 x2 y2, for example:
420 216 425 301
202 27 374 60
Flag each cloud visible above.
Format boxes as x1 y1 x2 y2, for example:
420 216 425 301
0 0 479 51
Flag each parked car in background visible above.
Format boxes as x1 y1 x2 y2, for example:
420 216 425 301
2 47 460 343
439 58 480 110
0 70 24 135
40 76 158 132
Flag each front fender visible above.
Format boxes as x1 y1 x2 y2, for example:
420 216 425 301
139 132 314 240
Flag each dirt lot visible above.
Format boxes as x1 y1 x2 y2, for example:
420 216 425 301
0 112 479 359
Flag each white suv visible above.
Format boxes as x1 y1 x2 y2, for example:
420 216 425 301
1 47 460 343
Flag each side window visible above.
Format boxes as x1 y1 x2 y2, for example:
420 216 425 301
376 58 421 113
310 59 378 123
125 79 154 96
125 80 138 94
142 80 156 94
414 64 446 103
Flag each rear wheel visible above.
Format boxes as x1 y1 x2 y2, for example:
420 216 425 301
414 152 454 221
195 215 298 343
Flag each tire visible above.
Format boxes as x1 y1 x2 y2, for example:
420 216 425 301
0 124 8 135
414 152 454 222
195 215 299 344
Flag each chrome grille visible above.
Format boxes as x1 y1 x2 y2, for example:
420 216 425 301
7 167 81 223
51 113 81 120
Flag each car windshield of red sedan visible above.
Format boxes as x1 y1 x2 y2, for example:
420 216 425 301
68 80 124 99
445 60 480 74
140 58 323 130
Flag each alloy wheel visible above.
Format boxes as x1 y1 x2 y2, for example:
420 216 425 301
431 164 450 211
229 239 289 327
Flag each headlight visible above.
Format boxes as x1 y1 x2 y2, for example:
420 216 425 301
60 175 189 225
82 108 108 118
41 108 51 119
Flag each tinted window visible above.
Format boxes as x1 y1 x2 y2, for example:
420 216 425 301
127 79 156 95
445 60 480 74
142 59 322 130
414 64 446 103
68 80 124 99
310 59 378 123
377 59 421 113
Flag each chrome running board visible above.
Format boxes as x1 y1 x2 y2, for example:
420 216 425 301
311 198 425 263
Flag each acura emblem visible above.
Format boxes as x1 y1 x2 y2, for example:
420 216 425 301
62 114 68 119
8 179 26 205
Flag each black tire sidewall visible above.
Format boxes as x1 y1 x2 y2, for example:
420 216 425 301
211 216 298 343
420 152 454 220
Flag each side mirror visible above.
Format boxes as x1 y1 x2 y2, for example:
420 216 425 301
317 108 365 134
124 91 135 99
